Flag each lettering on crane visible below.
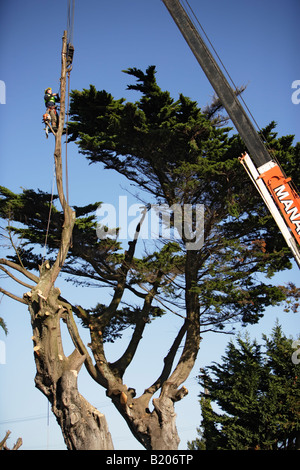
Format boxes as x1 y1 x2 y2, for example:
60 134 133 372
273 184 300 234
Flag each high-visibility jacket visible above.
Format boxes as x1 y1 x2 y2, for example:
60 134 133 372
44 93 57 107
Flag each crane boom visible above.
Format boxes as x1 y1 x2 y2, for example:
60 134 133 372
162 0 270 168
162 0 300 268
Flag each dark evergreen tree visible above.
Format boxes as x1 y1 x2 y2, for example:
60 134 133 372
190 324 300 450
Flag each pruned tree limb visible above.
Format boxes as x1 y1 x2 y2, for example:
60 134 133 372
143 320 188 400
0 287 27 305
0 265 34 289
0 430 23 450
63 303 106 386
0 258 39 284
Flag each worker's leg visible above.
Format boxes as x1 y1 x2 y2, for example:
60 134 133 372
49 108 57 130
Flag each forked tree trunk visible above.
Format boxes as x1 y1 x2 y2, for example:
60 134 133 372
25 270 114 450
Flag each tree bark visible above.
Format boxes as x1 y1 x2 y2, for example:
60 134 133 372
88 286 195 450
22 31 114 450
102 355 189 450
25 277 113 450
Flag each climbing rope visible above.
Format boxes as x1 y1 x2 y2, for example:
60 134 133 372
65 68 71 206
67 0 75 47
42 163 56 263
65 0 75 206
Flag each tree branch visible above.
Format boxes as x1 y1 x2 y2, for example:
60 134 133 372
0 258 39 284
62 304 107 387
98 207 148 328
6 218 25 269
0 430 22 450
110 268 164 380
142 319 187 400
0 265 34 289
109 304 148 378
0 287 27 305
165 250 201 387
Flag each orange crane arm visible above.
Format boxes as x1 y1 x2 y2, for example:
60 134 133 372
259 163 300 245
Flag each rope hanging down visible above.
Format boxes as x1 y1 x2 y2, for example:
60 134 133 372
42 163 56 263
65 68 71 206
67 0 75 68
65 0 75 205
67 0 75 47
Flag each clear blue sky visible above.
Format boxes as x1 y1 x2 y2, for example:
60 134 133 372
0 0 299 450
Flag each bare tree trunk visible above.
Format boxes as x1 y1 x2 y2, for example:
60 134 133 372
26 279 113 450
23 31 114 450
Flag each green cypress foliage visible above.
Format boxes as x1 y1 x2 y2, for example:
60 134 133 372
189 324 300 450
